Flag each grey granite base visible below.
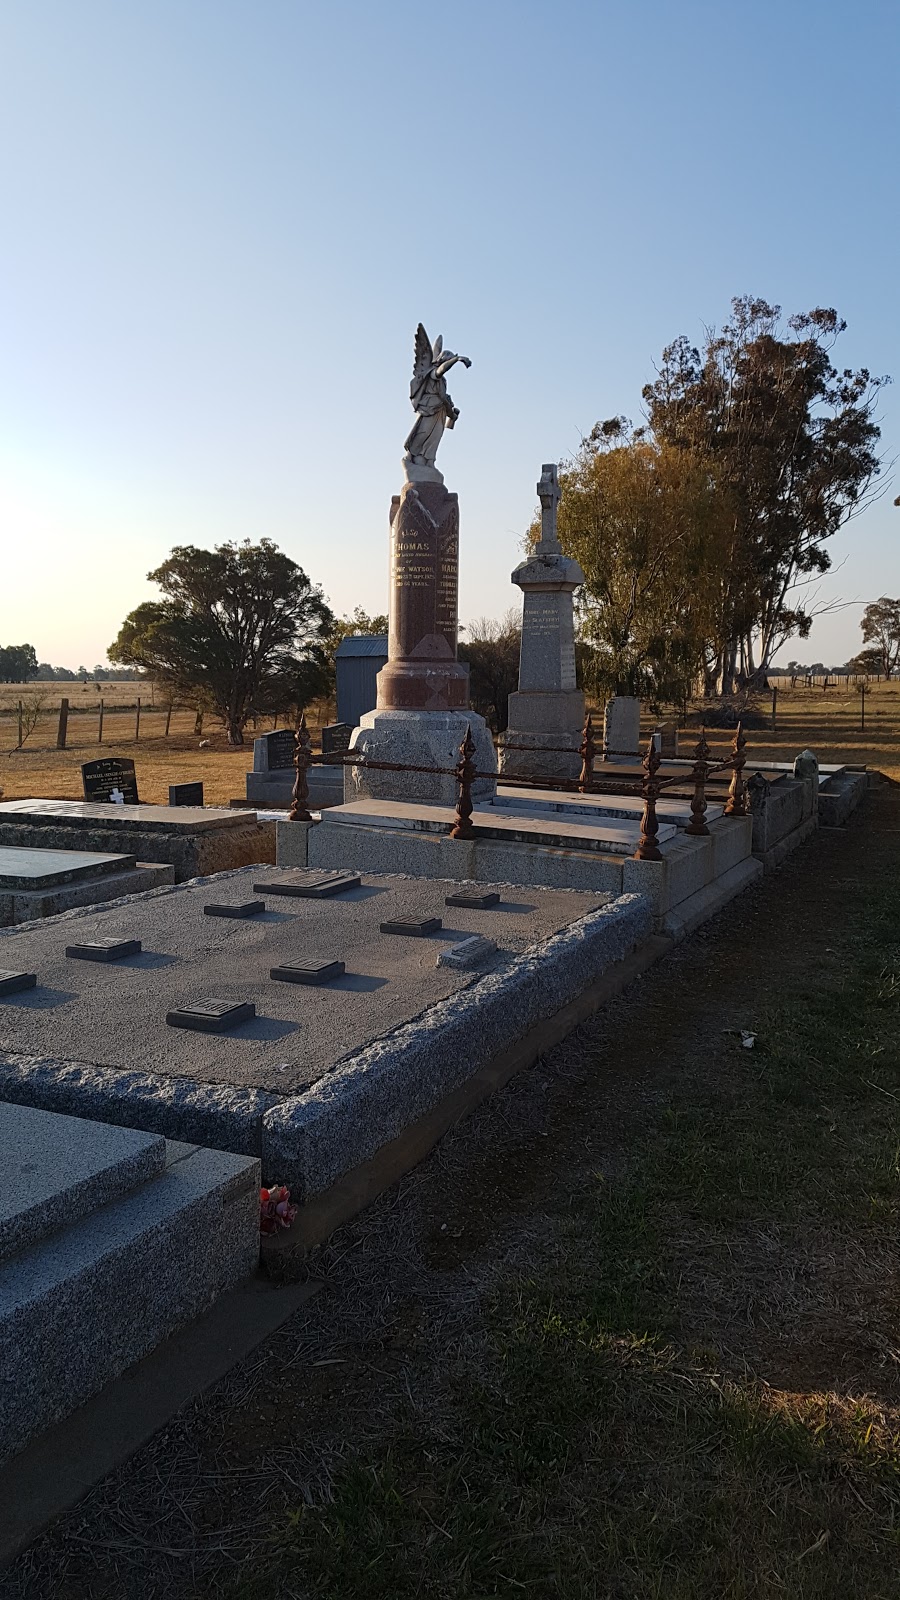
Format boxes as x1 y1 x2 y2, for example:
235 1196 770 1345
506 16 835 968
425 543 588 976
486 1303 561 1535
344 709 497 805
819 770 868 827
499 727 583 780
245 768 344 810
0 1103 166 1263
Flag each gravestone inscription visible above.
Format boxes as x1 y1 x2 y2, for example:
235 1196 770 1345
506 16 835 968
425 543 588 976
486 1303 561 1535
81 758 139 805
322 723 352 756
253 730 296 773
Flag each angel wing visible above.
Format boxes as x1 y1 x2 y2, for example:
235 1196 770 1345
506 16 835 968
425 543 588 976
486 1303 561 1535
412 323 434 383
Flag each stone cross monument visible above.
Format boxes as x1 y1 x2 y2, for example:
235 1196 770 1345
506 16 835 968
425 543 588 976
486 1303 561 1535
500 463 586 779
344 326 497 806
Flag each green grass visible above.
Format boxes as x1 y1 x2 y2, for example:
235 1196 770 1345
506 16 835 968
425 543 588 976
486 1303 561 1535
229 869 900 1600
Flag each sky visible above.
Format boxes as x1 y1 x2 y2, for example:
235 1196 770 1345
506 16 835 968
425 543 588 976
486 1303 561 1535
1 0 898 670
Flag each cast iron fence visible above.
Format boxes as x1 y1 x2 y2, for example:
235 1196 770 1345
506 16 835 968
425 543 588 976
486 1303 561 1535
283 711 749 865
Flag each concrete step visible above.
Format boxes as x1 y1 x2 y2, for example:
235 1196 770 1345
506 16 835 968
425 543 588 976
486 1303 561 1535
0 1129 259 1465
321 797 678 854
495 785 725 828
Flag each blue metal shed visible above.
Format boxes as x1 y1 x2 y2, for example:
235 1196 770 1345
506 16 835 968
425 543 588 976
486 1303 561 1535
335 634 388 729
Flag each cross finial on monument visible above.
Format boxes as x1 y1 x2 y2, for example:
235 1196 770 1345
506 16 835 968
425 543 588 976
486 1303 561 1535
537 463 561 550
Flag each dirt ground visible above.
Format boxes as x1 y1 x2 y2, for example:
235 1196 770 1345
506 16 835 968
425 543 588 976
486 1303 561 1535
3 777 900 1596
0 687 334 807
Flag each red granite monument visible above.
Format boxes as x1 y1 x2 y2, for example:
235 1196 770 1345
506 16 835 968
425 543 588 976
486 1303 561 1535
345 325 497 805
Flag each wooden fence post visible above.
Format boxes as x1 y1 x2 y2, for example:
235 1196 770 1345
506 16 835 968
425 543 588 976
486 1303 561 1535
98 698 104 743
861 681 866 733
56 698 69 750
17 700 23 749
771 686 777 731
134 697 141 741
164 703 172 737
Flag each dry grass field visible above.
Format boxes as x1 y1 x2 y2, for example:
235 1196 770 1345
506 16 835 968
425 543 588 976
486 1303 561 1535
0 683 334 807
0 678 896 807
672 679 900 783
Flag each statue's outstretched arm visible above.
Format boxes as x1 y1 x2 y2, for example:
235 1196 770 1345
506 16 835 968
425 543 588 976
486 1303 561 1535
435 354 471 377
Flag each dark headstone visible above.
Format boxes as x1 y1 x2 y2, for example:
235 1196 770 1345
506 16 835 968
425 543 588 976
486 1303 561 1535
166 1000 255 1033
271 959 346 985
203 900 266 919
0 970 37 996
254 729 296 772
66 938 141 963
321 722 352 755
445 891 501 910
169 782 204 807
81 758 139 805
253 873 361 899
380 917 442 937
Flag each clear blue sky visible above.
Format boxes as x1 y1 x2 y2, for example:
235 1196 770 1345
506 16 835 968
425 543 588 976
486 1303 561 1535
1 0 897 669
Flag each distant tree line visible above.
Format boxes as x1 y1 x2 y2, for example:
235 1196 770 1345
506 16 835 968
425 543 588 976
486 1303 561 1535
0 644 146 683
534 296 889 702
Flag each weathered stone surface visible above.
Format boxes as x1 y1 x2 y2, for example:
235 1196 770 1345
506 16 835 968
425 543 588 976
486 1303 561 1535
0 861 175 927
262 894 653 1196
0 1103 166 1263
0 870 601 1099
0 1052 276 1154
0 1136 259 1465
603 697 641 759
344 708 496 806
819 769 867 827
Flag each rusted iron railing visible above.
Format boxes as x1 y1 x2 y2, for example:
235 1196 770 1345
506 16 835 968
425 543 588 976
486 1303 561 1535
286 711 750 863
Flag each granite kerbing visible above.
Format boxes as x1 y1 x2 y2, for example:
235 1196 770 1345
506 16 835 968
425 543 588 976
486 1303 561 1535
262 892 652 1194
0 1052 276 1155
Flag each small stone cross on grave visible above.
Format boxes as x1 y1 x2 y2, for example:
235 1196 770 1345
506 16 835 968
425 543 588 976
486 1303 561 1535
110 788 125 805
536 462 562 552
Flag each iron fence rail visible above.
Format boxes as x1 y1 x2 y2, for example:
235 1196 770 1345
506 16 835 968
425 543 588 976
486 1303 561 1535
284 712 749 864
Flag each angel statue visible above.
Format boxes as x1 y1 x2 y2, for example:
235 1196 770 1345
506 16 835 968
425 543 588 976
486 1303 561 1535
403 323 471 479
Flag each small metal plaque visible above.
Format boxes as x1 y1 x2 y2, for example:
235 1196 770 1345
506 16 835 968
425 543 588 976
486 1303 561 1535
445 891 500 910
65 938 142 963
0 969 37 996
271 959 346 985
379 917 442 937
203 901 266 919
253 874 361 899
166 1000 256 1033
